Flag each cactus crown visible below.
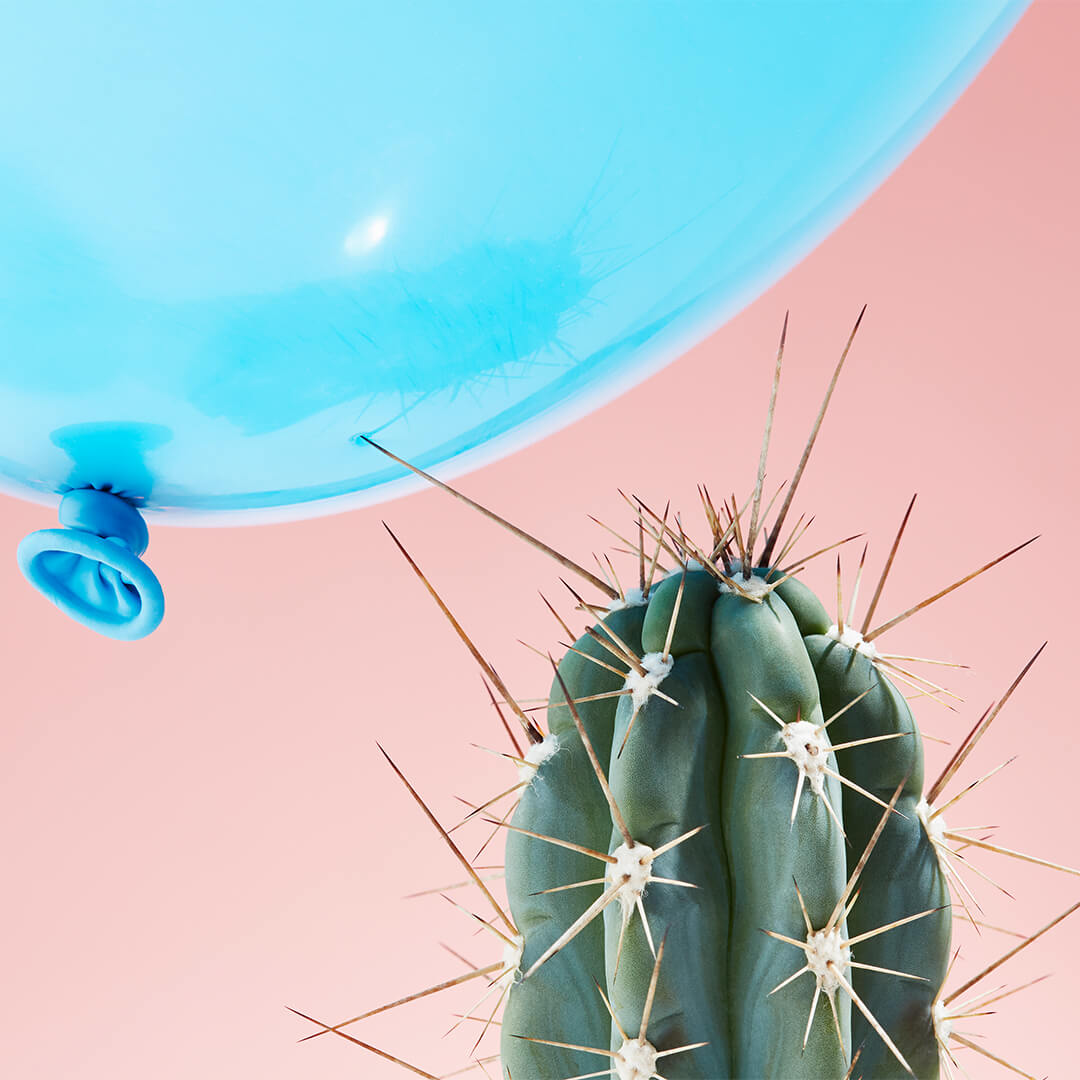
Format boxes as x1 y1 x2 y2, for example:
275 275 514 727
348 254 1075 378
293 314 1078 1080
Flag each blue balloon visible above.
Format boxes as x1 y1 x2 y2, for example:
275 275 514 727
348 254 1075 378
1 1 1027 637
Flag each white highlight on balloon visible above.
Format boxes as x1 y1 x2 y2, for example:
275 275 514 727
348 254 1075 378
344 215 389 255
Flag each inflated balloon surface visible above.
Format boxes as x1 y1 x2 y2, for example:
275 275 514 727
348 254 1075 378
1 2 1026 637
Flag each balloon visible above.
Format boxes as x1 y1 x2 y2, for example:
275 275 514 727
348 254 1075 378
1 1 1027 637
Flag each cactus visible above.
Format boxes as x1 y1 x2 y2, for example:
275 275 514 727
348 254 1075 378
293 314 1079 1079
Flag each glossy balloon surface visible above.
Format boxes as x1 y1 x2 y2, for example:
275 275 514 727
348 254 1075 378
0 2 1026 523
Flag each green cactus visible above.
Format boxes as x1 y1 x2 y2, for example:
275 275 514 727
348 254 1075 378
294 316 1079 1079
495 564 947 1080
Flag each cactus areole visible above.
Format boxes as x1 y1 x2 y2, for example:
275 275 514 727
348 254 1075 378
295 314 1079 1080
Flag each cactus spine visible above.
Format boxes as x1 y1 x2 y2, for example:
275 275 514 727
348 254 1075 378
295 316 1079 1079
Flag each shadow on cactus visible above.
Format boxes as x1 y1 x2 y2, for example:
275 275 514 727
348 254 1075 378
291 312 1079 1079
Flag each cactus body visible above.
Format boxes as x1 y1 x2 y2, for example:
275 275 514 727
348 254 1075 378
500 569 944 1079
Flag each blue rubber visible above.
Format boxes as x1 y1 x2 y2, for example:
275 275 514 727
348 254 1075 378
0 3 1028 525
17 490 164 640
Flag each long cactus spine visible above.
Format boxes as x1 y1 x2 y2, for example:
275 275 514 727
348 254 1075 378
294 316 1079 1079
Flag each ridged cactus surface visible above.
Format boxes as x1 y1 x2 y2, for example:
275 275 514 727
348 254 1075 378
500 563 949 1080
294 318 1079 1080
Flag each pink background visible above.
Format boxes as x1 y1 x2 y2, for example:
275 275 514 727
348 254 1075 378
1 3 1075 1077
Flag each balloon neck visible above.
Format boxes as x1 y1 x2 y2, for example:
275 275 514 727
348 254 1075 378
58 488 150 554
17 489 165 640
